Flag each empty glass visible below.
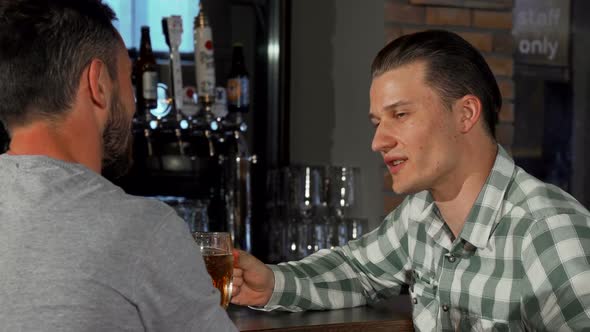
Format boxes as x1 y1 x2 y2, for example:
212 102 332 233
265 164 369 261
291 165 328 216
347 217 368 240
181 199 209 233
265 167 291 210
155 196 209 232
266 167 292 262
326 216 349 249
328 166 360 218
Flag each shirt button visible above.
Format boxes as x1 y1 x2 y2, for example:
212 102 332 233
448 256 456 263
442 304 449 312
413 298 418 304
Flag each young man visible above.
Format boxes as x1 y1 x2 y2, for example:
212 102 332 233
231 30 590 330
0 1 237 331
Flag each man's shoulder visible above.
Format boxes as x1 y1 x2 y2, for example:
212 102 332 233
504 166 590 221
62 177 185 257
0 154 180 235
92 185 179 233
102 191 174 217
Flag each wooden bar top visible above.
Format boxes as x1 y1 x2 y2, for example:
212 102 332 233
228 295 413 332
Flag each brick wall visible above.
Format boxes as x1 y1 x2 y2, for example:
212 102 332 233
382 0 514 214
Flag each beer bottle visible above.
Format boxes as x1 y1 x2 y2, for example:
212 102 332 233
135 26 158 115
227 43 250 114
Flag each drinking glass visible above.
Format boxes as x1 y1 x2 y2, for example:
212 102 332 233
290 165 328 257
292 165 328 216
193 232 234 309
266 167 293 262
328 166 360 218
156 196 209 233
326 215 349 249
347 217 368 240
179 199 209 233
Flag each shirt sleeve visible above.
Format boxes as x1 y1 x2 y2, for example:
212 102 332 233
131 212 238 332
263 200 413 312
521 213 590 331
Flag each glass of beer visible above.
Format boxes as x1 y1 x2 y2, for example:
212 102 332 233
193 232 233 309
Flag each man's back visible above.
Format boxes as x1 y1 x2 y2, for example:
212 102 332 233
0 154 237 331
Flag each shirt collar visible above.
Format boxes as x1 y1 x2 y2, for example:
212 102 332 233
458 145 515 249
413 191 455 250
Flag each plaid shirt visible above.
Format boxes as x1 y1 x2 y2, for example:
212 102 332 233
263 146 590 331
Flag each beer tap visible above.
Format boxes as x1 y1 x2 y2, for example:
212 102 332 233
205 127 216 158
135 102 154 157
144 128 154 157
194 2 216 106
162 16 186 156
131 106 154 157
193 3 217 158
142 98 156 158
217 102 256 251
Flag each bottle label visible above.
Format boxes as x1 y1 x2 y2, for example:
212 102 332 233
194 26 216 98
142 71 158 99
227 77 249 109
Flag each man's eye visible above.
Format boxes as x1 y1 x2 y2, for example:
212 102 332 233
395 112 407 119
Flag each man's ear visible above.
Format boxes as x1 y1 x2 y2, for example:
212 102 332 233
454 94 482 134
87 59 112 110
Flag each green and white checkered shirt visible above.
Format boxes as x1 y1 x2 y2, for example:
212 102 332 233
263 146 590 331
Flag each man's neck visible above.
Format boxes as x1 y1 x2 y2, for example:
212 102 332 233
7 119 102 173
431 142 498 238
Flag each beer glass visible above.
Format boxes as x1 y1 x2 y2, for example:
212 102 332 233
193 232 233 309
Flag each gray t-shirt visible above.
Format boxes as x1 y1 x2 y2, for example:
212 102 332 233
0 155 237 332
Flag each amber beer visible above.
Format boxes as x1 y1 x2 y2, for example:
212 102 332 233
202 248 233 308
193 232 233 309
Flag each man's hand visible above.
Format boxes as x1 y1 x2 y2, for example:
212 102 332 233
231 249 275 307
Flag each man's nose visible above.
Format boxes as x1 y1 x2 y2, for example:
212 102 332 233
371 125 396 153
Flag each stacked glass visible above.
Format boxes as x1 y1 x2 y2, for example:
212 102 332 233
266 165 369 262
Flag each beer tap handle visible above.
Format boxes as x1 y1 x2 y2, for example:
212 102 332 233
194 2 216 104
175 128 185 156
162 16 184 116
233 130 251 157
204 130 216 158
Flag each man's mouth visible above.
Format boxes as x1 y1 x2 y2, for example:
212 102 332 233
387 158 407 175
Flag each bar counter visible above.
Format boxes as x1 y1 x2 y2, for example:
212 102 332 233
228 295 413 332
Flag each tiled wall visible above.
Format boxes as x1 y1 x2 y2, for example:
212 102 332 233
381 0 514 214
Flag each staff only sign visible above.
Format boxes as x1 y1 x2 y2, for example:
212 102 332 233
513 0 570 66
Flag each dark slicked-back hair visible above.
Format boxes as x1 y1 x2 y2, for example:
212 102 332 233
371 30 501 138
0 0 119 129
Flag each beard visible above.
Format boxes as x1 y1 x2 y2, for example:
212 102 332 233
101 90 134 179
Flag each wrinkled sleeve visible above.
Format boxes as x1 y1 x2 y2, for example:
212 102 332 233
132 213 238 332
263 199 413 312
521 214 590 331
